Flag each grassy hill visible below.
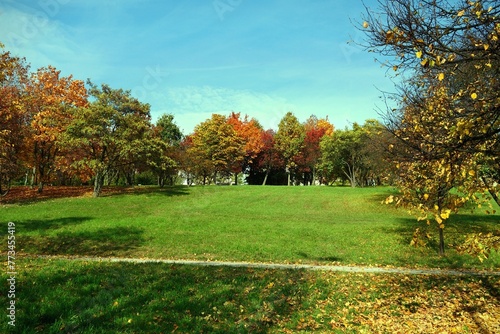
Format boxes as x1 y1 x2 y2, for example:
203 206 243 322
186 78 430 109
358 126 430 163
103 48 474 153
1 185 499 333
2 185 499 269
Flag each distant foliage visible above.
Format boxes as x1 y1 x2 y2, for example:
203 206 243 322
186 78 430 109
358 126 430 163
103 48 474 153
1 42 394 193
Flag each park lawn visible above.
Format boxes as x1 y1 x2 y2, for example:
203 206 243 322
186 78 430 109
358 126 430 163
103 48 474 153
0 257 498 333
1 185 499 270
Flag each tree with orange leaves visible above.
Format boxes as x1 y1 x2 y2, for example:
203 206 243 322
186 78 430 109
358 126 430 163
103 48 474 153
227 112 264 184
0 44 30 195
25 65 87 192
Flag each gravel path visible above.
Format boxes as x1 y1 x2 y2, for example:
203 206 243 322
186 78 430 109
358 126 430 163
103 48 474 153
35 255 500 276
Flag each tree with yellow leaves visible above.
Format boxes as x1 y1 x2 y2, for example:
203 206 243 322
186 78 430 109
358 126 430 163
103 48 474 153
362 0 499 258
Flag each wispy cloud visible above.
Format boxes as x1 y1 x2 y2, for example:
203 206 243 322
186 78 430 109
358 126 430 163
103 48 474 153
0 0 396 134
149 86 295 132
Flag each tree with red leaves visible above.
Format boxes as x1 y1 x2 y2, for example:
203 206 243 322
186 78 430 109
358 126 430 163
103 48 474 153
294 115 334 185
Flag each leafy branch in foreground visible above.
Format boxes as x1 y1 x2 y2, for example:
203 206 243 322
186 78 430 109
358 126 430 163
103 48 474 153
362 0 500 258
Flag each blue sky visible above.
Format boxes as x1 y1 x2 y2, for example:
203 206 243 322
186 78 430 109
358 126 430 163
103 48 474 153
0 0 395 134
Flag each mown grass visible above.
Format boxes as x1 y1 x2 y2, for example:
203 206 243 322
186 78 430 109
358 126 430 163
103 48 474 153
1 186 499 332
0 258 498 333
1 185 499 269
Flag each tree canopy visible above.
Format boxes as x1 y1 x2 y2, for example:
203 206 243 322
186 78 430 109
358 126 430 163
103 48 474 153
362 0 500 258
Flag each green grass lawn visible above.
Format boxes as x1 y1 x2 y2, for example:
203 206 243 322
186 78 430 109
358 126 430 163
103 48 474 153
1 185 499 269
0 258 498 333
1 185 499 333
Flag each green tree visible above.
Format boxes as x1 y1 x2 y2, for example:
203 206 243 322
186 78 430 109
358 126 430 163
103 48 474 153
320 122 371 187
66 82 152 197
275 112 305 186
151 114 183 187
156 113 183 145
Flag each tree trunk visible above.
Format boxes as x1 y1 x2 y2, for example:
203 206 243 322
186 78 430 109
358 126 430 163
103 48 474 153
234 173 238 185
488 188 500 207
30 166 36 189
93 171 105 198
158 175 165 188
262 169 269 186
481 176 500 207
438 226 445 256
37 181 44 193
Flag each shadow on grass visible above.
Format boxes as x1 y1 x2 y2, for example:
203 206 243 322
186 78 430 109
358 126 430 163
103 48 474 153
0 185 192 205
384 214 500 269
297 251 343 263
368 188 399 204
21 226 146 257
386 212 499 245
7 261 309 333
16 216 93 232
396 274 500 332
101 185 191 199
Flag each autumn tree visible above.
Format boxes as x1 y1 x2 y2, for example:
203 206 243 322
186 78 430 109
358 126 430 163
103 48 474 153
275 112 305 186
188 114 244 185
227 112 264 185
0 44 30 195
65 82 152 197
246 129 286 185
294 115 334 185
25 66 88 192
362 0 500 257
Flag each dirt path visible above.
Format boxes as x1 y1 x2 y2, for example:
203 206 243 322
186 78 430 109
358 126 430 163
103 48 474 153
33 255 500 276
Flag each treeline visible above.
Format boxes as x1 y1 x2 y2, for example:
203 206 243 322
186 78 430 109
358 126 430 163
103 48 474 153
183 112 390 187
0 43 395 196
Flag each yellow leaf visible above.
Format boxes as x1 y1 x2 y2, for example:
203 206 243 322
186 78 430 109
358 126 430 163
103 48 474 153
457 9 465 17
440 209 451 219
393 65 398 71
416 50 423 59
436 216 443 224
468 170 476 176
423 193 429 200
363 21 369 28
471 92 477 100
483 44 490 50
438 73 445 81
